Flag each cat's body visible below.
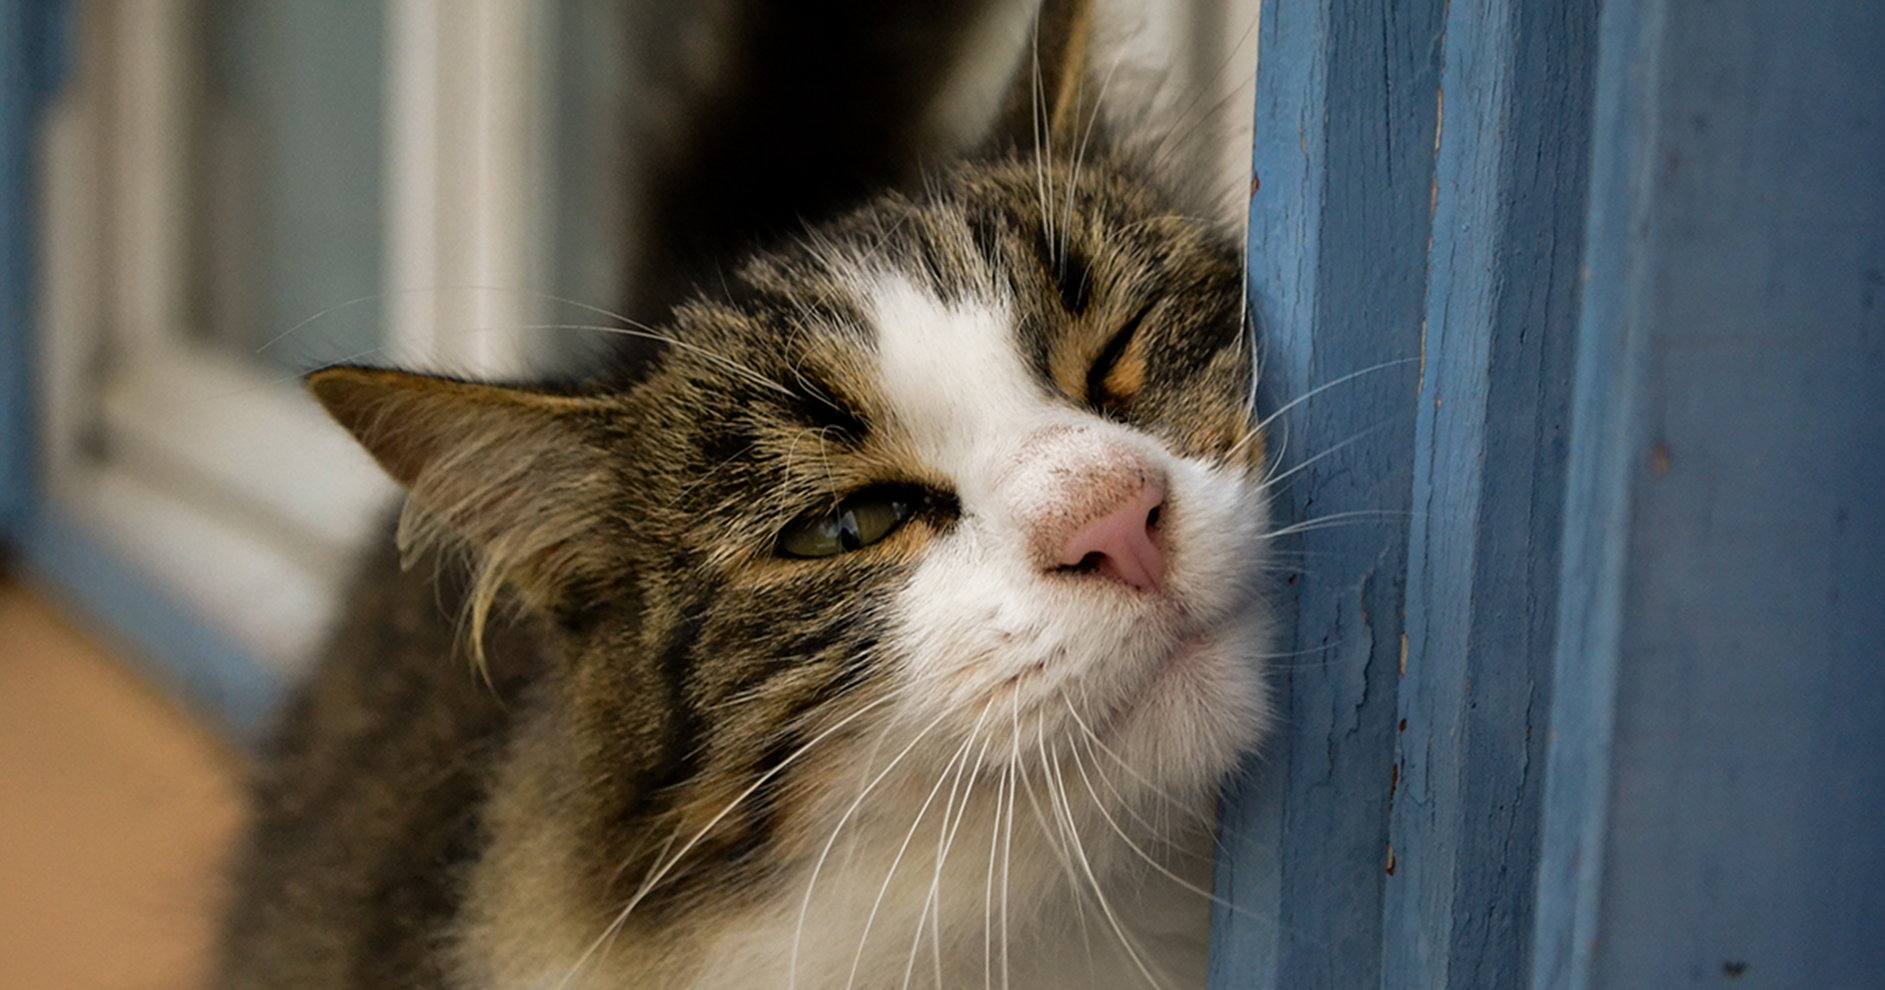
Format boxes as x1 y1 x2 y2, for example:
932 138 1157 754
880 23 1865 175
220 3 1271 988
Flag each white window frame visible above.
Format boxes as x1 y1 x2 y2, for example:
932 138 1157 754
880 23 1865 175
36 0 549 691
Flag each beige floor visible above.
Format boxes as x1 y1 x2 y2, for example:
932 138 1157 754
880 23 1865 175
0 577 244 990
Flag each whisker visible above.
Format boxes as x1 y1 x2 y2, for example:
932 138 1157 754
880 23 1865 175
1258 417 1399 493
1252 357 1422 438
1142 39 1260 183
1030 6 1056 262
1063 728 1234 915
1059 41 1133 263
1264 508 1410 539
789 706 954 990
903 703 998 990
982 759 1009 990
509 321 796 398
1039 736 1167 990
255 286 446 355
1058 698 1215 833
1002 706 1023 990
843 728 982 990
557 693 896 990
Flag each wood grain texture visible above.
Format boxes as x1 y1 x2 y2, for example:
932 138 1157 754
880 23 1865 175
1551 0 1885 985
1220 0 1885 987
1388 0 1596 986
1212 0 1441 987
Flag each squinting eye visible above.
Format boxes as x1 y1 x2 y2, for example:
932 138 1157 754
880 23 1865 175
777 488 914 558
1087 305 1151 408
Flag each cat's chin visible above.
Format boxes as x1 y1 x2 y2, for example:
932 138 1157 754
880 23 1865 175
1096 611 1272 792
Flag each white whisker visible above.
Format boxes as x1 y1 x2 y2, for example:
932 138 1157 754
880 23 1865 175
557 693 896 990
1259 417 1399 493
843 726 982 990
1059 697 1215 832
903 703 998 990
1252 357 1421 438
514 321 795 398
1264 508 1409 539
789 706 954 990
1039 736 1166 990
1064 726 1226 911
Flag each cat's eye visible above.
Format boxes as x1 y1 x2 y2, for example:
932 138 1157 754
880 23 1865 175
777 489 915 558
1087 305 1153 407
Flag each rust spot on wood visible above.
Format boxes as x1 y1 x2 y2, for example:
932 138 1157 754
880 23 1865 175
1651 442 1671 478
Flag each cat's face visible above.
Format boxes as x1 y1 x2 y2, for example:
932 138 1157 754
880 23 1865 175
309 151 1270 922
573 152 1268 888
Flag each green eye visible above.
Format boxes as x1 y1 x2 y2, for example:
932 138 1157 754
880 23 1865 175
778 489 914 558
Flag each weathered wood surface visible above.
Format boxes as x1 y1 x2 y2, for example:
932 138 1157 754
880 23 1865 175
1217 0 1884 986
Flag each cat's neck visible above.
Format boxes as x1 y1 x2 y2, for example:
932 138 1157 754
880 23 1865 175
455 704 1217 990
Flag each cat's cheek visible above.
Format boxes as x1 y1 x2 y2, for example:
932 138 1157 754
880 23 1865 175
1108 605 1275 791
881 536 1051 702
1162 462 1270 594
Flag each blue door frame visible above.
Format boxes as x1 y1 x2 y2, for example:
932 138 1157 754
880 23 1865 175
1 1 277 737
1211 0 1885 987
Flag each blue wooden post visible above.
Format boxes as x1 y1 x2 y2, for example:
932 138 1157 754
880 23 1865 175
1212 0 1443 986
1387 0 1598 984
1215 0 1882 986
1532 0 1885 985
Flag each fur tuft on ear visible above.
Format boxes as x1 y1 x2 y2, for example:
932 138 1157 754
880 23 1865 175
308 367 621 647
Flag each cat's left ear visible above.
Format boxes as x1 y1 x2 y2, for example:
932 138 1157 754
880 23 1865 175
308 366 619 612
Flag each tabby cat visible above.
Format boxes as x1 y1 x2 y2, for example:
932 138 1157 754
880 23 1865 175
219 1 1272 987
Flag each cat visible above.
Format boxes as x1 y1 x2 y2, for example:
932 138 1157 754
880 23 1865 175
218 0 1273 987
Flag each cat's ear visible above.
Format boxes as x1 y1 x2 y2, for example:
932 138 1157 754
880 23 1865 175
989 0 1096 154
308 366 618 614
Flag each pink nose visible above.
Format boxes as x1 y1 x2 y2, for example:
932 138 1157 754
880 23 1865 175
1057 481 1167 592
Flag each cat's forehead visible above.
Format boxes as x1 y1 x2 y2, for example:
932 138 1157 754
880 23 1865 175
863 272 1048 470
648 153 1250 482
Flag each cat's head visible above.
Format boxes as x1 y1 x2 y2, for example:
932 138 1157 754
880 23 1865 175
310 0 1269 913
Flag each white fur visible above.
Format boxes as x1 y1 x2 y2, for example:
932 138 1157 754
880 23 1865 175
867 273 1269 780
672 275 1271 990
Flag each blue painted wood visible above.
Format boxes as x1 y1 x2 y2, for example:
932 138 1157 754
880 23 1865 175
1527 0 1668 984
1212 0 1442 987
0 0 63 537
1208 3 1334 985
1386 0 1597 986
0 0 277 738
1533 0 1885 986
1207 3 1331 982
1221 0 1882 984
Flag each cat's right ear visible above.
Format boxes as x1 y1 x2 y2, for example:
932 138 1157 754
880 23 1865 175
308 366 619 612
988 0 1096 154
